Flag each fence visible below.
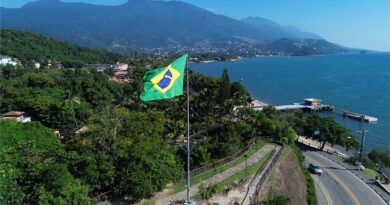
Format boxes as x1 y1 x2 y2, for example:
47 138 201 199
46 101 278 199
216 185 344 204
188 143 252 178
250 145 286 204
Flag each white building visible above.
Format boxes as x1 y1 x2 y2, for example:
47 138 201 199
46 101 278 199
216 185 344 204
1 111 31 123
0 55 20 66
34 62 41 69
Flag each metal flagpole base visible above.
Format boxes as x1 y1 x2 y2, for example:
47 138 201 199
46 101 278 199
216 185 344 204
184 200 194 205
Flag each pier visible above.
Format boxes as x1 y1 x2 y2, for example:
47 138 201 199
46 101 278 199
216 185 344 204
335 108 378 122
254 98 334 112
253 98 378 123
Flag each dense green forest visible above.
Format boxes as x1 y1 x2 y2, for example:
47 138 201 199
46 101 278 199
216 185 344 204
0 29 125 67
0 30 360 204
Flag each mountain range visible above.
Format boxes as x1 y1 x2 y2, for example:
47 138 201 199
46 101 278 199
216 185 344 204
0 0 345 55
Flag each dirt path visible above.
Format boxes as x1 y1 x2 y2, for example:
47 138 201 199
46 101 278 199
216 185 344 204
154 144 278 205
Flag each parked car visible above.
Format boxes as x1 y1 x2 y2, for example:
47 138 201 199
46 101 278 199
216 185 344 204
355 162 365 171
309 163 323 175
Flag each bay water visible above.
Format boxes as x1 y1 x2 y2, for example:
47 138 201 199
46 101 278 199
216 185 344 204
191 53 390 150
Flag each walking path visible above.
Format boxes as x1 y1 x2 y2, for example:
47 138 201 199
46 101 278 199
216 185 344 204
154 144 278 205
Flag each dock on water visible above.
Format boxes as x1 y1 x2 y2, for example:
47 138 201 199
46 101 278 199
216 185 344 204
336 108 378 122
254 98 334 112
253 98 378 123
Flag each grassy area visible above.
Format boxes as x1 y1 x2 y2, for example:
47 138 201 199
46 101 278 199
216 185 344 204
291 144 318 205
138 199 155 205
172 142 266 193
363 168 380 180
193 149 276 199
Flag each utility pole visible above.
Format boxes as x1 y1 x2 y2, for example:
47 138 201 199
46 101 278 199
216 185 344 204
356 130 369 164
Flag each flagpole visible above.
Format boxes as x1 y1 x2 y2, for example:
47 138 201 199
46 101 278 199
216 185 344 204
185 55 192 205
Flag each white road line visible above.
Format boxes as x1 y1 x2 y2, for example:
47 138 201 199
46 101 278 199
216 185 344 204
313 175 333 205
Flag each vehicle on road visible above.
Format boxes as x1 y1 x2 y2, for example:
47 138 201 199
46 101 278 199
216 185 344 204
355 161 365 171
309 163 323 175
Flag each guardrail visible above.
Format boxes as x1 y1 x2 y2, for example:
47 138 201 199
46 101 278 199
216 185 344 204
250 144 286 204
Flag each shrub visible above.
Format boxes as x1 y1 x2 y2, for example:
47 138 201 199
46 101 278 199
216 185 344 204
198 183 220 200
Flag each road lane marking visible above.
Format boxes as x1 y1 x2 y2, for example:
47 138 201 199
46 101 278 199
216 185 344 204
306 155 361 205
313 176 333 205
317 153 388 205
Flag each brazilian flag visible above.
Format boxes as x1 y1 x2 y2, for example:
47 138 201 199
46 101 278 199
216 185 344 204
140 54 188 101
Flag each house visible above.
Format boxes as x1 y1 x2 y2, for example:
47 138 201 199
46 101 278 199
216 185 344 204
87 64 114 72
87 63 128 72
304 98 322 105
0 55 21 66
115 63 129 71
47 60 64 69
34 62 41 69
1 111 31 123
109 71 131 83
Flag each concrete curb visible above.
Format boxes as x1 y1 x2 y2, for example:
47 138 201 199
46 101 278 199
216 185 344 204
376 180 390 195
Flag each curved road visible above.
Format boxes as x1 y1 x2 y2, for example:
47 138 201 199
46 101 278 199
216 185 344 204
303 149 387 205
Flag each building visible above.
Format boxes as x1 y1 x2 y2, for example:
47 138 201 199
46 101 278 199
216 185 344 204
34 62 41 69
115 63 128 71
87 63 129 72
0 55 21 66
87 64 114 72
304 98 322 105
47 60 64 69
1 111 31 123
109 70 132 83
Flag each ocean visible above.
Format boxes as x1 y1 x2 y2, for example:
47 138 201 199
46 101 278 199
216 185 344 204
190 53 390 151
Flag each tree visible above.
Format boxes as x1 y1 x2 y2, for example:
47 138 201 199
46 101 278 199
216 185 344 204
218 68 231 103
231 81 251 106
120 137 183 199
304 115 358 150
0 120 91 204
75 108 182 200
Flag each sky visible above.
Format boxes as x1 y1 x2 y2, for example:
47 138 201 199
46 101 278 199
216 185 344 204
1 0 390 51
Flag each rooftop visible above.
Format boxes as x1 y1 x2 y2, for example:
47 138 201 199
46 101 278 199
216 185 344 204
304 98 322 102
2 111 25 117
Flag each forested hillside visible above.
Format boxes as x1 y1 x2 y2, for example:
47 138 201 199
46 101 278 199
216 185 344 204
0 29 125 67
0 30 357 204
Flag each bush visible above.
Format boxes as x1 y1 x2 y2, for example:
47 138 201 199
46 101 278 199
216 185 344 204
198 183 220 200
257 188 289 205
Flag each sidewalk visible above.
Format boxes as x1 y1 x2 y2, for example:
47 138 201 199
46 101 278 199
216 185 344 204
154 144 278 205
297 140 390 204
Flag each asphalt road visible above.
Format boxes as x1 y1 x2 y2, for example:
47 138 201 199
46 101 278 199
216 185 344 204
303 149 387 205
